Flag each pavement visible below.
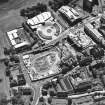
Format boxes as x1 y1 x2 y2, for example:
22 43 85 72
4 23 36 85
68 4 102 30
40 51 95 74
16 9 71 105
0 1 88 105
19 54 42 105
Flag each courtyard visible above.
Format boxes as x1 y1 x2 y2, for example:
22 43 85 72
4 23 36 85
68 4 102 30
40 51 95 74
22 49 61 81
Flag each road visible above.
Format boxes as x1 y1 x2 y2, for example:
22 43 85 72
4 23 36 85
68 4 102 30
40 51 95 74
31 85 41 105
68 90 105 99
18 9 71 105
0 0 69 104
19 54 42 105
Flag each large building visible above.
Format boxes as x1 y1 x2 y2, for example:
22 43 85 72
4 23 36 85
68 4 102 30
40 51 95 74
25 12 62 44
58 6 82 26
84 17 105 49
27 12 53 29
58 66 92 93
68 24 95 49
7 27 31 51
69 90 105 105
51 98 68 105
98 0 105 12
69 67 92 92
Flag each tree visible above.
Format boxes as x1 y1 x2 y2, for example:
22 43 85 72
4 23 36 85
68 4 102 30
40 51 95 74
11 93 25 105
49 0 73 11
10 79 18 88
3 47 10 55
68 98 72 105
10 55 20 63
51 81 57 87
20 9 26 17
42 83 50 90
49 1 53 6
60 63 72 74
9 47 16 54
20 3 47 19
5 67 11 77
3 59 9 67
49 91 56 97
36 3 47 12
47 97 52 104
0 0 9 3
30 96 33 102
11 96 18 105
79 57 92 67
83 0 93 13
18 98 24 105
0 92 9 105
42 90 48 96
12 89 18 96
39 97 44 102
57 92 68 98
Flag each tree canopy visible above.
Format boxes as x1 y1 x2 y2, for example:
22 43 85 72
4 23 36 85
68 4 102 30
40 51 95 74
20 3 47 19
0 0 9 3
0 92 9 105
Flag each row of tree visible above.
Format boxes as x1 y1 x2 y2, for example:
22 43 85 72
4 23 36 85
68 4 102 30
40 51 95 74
0 92 10 105
20 3 47 19
0 0 9 3
39 95 72 105
83 0 99 13
48 0 74 12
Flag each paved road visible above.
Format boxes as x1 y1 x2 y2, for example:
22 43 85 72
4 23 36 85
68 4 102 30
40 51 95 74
22 27 70 56
0 0 69 104
18 9 71 105
18 5 79 105
19 55 42 105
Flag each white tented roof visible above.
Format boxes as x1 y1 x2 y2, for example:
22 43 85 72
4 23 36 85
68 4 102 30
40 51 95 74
59 6 79 20
27 12 52 26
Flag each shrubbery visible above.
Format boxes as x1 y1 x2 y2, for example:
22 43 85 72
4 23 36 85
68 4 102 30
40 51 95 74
0 0 9 3
48 0 73 11
20 3 47 19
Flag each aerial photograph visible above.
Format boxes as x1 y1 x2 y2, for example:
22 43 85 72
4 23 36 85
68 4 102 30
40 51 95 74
1 0 105 105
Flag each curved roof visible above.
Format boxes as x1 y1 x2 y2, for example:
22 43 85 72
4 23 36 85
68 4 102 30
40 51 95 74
27 12 52 26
